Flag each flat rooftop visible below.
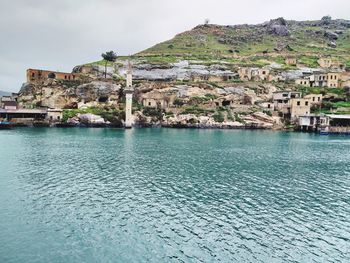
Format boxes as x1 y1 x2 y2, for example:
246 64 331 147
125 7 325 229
326 114 350 120
0 109 47 114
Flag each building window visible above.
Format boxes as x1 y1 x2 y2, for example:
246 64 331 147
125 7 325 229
297 101 300 106
312 97 315 101
318 97 320 101
305 101 309 106
65 75 67 79
330 75 333 80
335 75 337 80
267 104 270 108
32 72 35 77
148 102 151 106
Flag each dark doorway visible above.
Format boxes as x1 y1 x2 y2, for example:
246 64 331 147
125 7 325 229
98 96 109 103
48 73 56 79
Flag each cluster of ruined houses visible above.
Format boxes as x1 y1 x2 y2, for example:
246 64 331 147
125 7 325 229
262 91 322 120
0 93 62 124
238 57 350 88
26 55 350 87
264 90 350 133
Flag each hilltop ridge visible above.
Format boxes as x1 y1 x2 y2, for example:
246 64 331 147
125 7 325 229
130 17 350 67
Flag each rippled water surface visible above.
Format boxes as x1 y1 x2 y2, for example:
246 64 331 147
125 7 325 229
0 128 349 262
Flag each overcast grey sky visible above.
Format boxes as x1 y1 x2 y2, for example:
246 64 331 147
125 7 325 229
0 0 349 92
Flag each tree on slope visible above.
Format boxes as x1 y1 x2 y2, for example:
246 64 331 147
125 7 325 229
101 51 117 78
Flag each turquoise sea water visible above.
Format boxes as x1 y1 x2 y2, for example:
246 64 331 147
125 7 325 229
0 128 349 263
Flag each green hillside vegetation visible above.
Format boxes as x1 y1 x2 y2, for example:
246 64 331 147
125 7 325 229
131 18 350 66
88 18 350 69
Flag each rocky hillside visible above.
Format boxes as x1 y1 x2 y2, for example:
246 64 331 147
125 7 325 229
17 17 350 129
135 17 350 67
81 17 350 82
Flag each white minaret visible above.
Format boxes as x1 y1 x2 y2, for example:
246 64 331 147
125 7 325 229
124 61 134 128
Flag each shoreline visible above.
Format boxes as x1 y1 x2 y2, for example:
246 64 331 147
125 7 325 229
3 122 350 135
0 123 315 134
7 122 279 130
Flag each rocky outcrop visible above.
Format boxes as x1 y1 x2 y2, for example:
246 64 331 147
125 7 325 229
266 18 290 36
67 113 111 127
324 31 339 40
18 79 121 109
328 41 337 48
95 60 237 82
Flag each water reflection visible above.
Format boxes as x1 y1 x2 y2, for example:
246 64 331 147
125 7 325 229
0 128 349 262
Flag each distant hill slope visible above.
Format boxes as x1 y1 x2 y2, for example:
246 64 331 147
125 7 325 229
133 17 350 67
0 90 11 97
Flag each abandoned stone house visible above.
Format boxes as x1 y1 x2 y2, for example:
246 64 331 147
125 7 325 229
140 91 177 109
238 68 253 81
27 69 79 84
318 57 345 70
214 95 240 108
258 68 270 81
327 72 340 88
304 94 323 105
258 101 275 111
295 78 311 86
289 98 311 119
238 67 270 81
295 72 341 88
47 109 63 122
340 72 350 88
272 91 312 120
189 72 235 82
318 57 333 68
313 72 328 87
273 91 301 110
268 73 286 82
285 56 297 66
